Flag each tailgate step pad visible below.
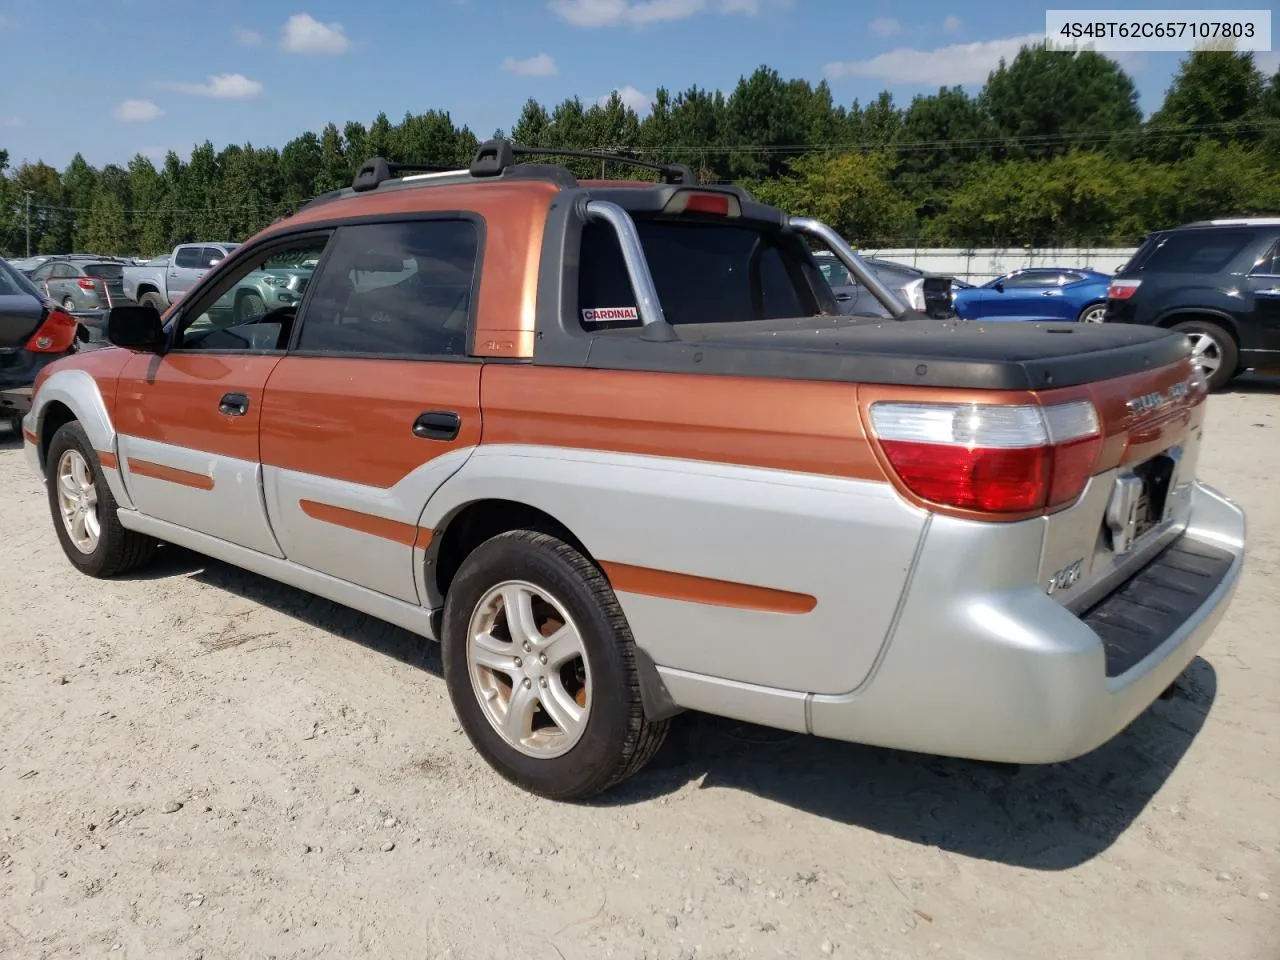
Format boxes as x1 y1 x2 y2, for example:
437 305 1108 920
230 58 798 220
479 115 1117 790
1081 536 1235 678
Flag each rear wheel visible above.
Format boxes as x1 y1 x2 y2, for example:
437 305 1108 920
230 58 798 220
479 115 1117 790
139 291 166 313
61 296 76 311
441 529 669 800
1171 319 1238 391
1077 302 1107 324
45 421 157 578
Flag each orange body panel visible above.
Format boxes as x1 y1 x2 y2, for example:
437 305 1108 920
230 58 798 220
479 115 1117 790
299 499 433 548
22 429 37 445
34 346 132 426
115 353 281 462
279 181 558 360
127 458 215 490
479 364 889 482
259 357 482 488
98 451 119 470
600 561 817 615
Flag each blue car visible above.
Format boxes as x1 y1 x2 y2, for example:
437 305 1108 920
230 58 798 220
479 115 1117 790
952 267 1112 324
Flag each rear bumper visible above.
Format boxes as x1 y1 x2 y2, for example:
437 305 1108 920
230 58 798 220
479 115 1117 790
0 385 32 417
807 481 1245 763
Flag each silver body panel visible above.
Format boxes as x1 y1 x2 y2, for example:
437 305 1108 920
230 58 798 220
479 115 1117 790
25 367 1247 767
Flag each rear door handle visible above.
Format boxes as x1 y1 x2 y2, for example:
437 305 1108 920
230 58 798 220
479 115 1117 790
413 410 461 441
834 292 852 301
218 392 250 417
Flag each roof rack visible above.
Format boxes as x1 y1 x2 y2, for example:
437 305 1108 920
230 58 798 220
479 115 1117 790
469 139 696 185
352 159 463 193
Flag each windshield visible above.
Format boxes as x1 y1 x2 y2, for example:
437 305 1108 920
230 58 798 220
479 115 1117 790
84 263 124 279
578 219 826 328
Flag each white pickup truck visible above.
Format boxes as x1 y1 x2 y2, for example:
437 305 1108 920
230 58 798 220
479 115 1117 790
121 243 239 313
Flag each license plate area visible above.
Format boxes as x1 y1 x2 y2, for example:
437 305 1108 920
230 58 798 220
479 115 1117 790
1105 447 1180 555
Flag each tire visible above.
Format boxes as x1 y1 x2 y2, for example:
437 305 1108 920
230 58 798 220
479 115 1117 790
441 529 669 801
1077 302 1107 324
236 291 266 321
61 296 77 311
45 421 158 578
1171 319 1238 392
139 291 166 313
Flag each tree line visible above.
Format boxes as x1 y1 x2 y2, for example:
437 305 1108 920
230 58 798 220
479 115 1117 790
1 44 1278 258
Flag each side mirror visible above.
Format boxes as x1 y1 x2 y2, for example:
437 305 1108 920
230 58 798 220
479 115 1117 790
107 305 166 353
993 279 1005 293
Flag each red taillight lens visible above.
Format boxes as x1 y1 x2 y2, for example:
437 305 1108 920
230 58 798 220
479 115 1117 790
26 308 80 353
869 400 1101 515
661 189 741 217
77 278 97 291
1107 279 1141 300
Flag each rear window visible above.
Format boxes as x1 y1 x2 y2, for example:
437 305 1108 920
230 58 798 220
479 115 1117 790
578 219 822 329
84 263 123 279
1129 229 1254 274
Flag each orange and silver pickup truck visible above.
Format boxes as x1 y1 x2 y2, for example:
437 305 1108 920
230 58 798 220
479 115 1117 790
22 140 1247 800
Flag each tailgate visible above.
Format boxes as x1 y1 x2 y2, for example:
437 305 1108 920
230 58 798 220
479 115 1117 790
0 292 46 348
1036 356 1208 613
921 275 955 319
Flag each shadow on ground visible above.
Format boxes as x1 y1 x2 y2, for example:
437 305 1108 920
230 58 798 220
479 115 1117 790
1225 372 1280 395
134 546 1216 873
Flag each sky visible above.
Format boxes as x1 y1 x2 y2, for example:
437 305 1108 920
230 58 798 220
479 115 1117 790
1 0 1277 170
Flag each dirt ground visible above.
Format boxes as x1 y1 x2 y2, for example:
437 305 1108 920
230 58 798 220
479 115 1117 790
1 381 1277 960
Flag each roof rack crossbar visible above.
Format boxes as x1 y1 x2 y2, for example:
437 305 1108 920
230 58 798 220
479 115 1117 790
351 157 464 192
469 138 696 185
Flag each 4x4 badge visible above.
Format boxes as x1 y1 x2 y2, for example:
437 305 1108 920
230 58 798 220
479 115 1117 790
1127 379 1190 417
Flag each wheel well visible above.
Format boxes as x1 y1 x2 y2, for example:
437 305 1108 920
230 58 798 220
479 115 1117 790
1156 311 1240 345
432 499 591 602
136 284 158 297
38 401 76 469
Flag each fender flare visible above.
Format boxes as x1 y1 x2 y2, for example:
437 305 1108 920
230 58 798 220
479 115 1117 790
31 368 133 510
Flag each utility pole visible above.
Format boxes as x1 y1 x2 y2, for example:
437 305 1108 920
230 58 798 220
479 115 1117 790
24 191 33 257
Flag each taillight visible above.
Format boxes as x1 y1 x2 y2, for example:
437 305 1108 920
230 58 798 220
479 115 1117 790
26 307 80 353
868 399 1102 515
1108 278 1141 300
77 278 98 291
661 189 741 217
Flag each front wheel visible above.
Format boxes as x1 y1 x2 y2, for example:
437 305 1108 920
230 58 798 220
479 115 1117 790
45 421 157 578
236 291 266 321
1077 302 1107 324
441 529 669 800
1171 319 1238 391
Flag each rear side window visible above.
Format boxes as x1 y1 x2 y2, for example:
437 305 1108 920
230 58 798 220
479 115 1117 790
174 247 201 269
1133 230 1254 274
1249 241 1280 276
296 219 479 358
578 219 819 329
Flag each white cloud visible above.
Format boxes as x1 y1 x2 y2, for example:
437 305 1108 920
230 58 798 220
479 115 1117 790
502 53 558 77
1106 50 1148 74
1256 50 1280 74
166 73 264 99
825 32 1043 86
114 99 162 122
0 115 22 128
942 14 961 33
233 25 263 45
598 84 653 113
869 17 901 37
548 0 770 27
280 13 350 54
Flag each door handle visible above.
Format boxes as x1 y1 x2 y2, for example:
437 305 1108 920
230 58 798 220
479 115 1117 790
218 392 250 417
834 292 852 301
412 410 461 441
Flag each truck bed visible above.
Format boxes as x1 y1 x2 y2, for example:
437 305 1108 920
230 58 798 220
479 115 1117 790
583 317 1189 390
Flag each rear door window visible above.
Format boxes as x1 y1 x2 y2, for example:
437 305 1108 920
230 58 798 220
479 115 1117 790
295 219 480 358
1134 230 1254 274
174 246 201 269
578 219 820 329
1249 241 1280 276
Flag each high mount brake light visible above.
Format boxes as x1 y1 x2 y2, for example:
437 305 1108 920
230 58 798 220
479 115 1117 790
1108 278 1142 300
662 190 740 217
869 400 1102 514
26 307 80 353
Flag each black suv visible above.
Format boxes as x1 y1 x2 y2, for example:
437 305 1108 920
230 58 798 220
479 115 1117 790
1103 217 1280 390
